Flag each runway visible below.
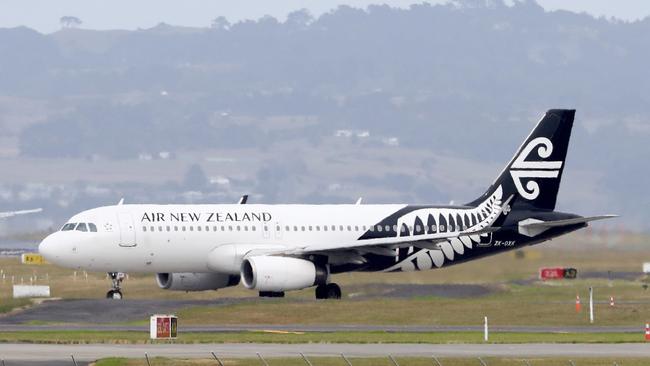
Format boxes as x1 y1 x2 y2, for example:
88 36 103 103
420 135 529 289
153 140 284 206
1 343 650 361
0 323 644 333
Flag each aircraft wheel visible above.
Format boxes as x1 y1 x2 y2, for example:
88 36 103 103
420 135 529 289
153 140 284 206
325 283 342 300
106 289 123 299
315 284 328 299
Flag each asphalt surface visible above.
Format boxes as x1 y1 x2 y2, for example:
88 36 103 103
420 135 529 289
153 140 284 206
0 283 498 325
0 323 645 333
2 343 650 361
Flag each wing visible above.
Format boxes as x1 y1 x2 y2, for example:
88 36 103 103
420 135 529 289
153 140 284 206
0 208 42 219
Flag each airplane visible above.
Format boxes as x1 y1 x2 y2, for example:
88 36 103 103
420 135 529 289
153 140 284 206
0 208 42 219
38 109 615 300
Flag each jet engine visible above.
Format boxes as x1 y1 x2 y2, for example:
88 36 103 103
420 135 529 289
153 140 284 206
241 256 327 292
156 272 240 291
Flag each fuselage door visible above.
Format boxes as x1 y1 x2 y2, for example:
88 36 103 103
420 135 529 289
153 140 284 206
118 212 137 247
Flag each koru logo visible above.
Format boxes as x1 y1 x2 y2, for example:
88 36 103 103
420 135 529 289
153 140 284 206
509 137 563 200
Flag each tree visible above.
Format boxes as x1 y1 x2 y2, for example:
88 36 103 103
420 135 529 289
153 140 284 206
286 9 314 29
211 16 230 30
60 16 82 29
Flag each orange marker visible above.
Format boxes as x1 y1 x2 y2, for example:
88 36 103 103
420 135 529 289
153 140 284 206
645 324 650 341
575 294 581 312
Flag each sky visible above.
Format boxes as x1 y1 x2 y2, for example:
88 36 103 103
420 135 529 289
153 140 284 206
1 0 649 33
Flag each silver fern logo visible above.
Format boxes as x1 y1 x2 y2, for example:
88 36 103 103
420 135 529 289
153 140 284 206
509 137 563 200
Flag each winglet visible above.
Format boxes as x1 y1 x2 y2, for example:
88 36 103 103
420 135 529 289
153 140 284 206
117 198 124 206
355 197 363 205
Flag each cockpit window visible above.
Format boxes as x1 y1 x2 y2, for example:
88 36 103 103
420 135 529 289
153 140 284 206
61 223 76 231
76 223 88 232
88 223 97 232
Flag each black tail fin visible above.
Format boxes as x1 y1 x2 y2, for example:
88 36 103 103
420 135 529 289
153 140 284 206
469 109 575 211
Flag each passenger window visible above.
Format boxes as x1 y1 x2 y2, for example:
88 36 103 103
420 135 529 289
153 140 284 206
244 226 248 231
221 226 226 231
61 223 76 231
190 226 194 231
89 223 98 232
331 225 336 231
385 225 391 232
182 226 186 231
76 223 88 232
228 226 233 231
301 226 305 231
347 225 352 231
309 226 313 231
316 226 320 231
158 226 162 231
252 226 256 231
237 226 241 231
339 225 344 231
377 225 382 232
174 226 179 231
285 226 290 231
293 226 298 231
323 226 328 231
166 226 171 232
142 226 147 232
150 226 155 232
197 226 202 231
354 226 359 231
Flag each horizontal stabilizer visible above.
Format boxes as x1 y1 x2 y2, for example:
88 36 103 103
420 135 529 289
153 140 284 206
518 215 617 237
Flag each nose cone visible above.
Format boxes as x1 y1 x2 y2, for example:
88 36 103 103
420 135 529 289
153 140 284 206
39 234 59 263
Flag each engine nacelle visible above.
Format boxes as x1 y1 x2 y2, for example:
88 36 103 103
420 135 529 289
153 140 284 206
156 272 240 291
241 256 327 292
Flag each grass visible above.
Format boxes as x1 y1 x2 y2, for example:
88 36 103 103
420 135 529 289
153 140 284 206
0 297 31 314
1 231 647 301
172 282 650 327
1 232 650 330
94 357 650 366
0 330 646 344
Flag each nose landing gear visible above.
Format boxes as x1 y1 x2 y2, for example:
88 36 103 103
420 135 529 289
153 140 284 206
106 272 125 299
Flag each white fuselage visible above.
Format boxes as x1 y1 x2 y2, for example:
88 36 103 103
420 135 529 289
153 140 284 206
40 203 409 273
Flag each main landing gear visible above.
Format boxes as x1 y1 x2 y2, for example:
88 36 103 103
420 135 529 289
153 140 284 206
315 283 342 300
106 272 125 299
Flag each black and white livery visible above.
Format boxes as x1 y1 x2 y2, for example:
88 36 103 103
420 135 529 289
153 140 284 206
39 109 615 299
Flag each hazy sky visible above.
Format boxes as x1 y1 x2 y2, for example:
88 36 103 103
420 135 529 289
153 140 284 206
1 0 649 33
